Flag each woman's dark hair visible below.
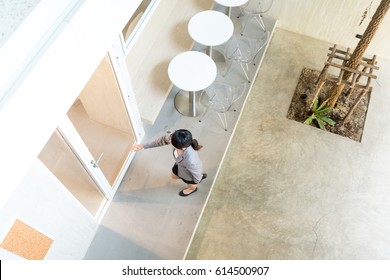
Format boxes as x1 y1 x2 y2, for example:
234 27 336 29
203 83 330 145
171 129 202 150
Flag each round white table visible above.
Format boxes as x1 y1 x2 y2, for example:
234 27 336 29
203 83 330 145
188 10 233 60
168 51 217 117
215 0 249 17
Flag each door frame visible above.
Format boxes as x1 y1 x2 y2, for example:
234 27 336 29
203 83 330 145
57 44 144 222
107 43 145 192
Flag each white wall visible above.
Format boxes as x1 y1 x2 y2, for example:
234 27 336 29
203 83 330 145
0 0 141 259
0 160 98 259
0 0 141 209
268 0 390 59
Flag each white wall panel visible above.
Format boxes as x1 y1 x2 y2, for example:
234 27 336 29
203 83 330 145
0 0 141 209
268 0 390 59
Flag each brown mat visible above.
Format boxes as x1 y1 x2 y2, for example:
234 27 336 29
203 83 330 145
0 219 53 260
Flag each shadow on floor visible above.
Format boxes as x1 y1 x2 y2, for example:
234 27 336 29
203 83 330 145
84 225 162 260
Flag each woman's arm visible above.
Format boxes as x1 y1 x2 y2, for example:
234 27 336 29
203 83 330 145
131 143 144 151
132 134 171 151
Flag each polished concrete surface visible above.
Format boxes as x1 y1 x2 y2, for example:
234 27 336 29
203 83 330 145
186 29 390 260
84 13 390 259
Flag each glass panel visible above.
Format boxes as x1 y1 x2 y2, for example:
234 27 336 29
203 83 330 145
38 130 106 216
122 0 154 43
67 54 136 187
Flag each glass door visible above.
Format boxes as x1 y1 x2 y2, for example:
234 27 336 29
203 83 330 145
66 53 137 189
38 129 108 218
38 51 138 219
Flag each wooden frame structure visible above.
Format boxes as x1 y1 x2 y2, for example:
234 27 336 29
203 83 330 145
311 44 379 123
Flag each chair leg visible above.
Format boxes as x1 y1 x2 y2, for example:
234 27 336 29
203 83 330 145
198 91 209 123
240 16 251 35
255 15 266 31
217 113 228 131
241 14 266 35
239 63 250 82
198 106 209 124
237 8 244 18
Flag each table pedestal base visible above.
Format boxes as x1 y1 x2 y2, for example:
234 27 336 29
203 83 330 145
174 90 208 117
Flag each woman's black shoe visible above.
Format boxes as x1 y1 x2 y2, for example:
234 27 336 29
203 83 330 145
179 187 197 197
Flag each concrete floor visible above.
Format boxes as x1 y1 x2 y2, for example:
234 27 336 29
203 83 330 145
186 29 390 260
84 12 390 259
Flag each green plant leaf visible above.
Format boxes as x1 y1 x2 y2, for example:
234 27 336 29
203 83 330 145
305 98 335 130
304 115 314 124
317 118 325 130
316 98 329 111
312 98 319 111
319 115 336 125
316 107 333 114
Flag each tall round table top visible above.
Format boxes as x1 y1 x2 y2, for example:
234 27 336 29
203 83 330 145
214 0 249 8
168 51 217 92
188 10 234 47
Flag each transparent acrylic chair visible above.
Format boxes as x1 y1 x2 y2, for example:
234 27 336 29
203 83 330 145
222 30 269 82
239 0 273 33
199 80 247 131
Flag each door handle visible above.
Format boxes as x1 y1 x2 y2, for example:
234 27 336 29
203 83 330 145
91 152 104 168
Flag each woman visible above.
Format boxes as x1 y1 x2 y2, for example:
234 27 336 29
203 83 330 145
132 129 207 196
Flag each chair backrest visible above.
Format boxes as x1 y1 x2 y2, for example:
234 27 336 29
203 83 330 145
224 30 269 63
244 0 273 14
224 37 249 61
205 82 247 113
251 30 270 60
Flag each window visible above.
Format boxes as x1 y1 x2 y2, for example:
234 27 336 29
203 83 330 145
121 0 159 51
